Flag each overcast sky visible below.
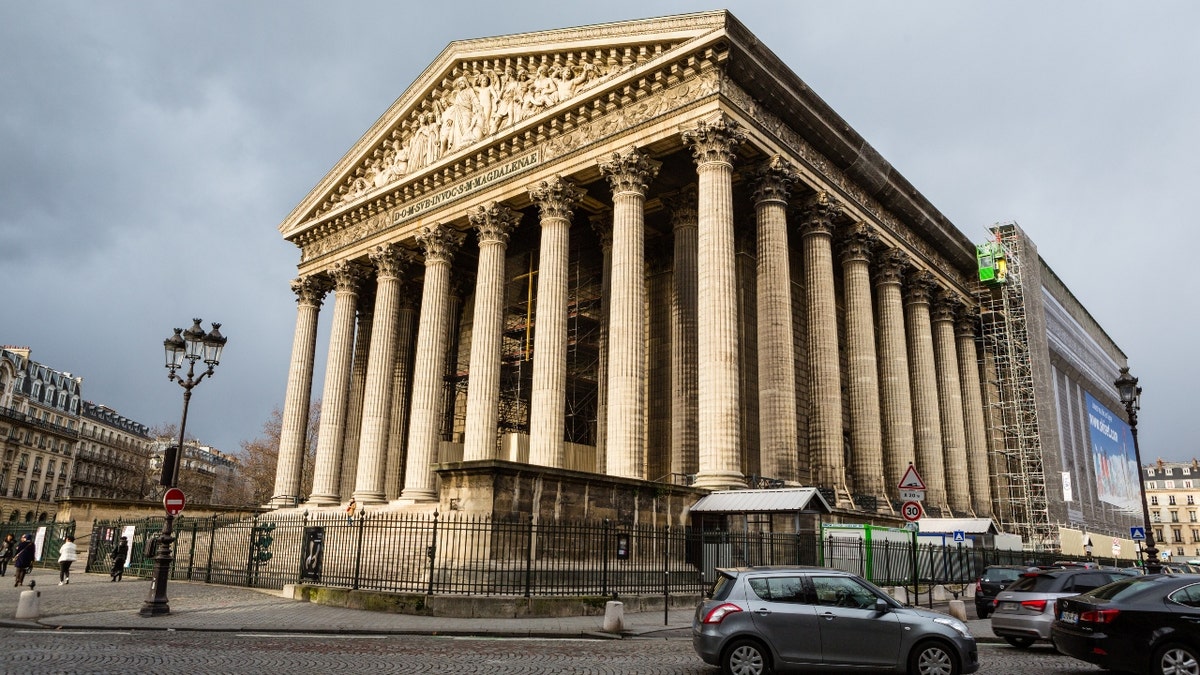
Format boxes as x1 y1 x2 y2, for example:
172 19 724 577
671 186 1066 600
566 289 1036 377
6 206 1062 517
2 1 1195 466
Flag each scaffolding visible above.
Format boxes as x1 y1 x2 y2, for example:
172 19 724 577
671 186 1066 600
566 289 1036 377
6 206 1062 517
976 223 1056 551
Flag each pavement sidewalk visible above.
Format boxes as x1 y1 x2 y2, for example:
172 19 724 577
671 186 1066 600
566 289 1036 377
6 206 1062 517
0 570 998 642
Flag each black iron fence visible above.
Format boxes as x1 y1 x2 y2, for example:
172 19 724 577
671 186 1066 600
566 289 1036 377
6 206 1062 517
82 512 1113 596
0 521 77 569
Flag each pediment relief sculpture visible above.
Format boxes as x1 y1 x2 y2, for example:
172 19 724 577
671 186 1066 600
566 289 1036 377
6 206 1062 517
321 43 685 215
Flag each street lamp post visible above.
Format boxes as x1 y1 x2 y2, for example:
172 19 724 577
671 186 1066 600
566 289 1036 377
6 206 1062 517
140 318 226 617
1115 366 1160 575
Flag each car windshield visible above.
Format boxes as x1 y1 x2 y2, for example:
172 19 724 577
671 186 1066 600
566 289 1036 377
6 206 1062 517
1082 576 1158 601
984 568 1021 582
1005 574 1066 592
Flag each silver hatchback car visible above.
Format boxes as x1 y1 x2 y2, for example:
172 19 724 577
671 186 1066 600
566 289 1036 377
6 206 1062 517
692 566 978 675
990 568 1132 648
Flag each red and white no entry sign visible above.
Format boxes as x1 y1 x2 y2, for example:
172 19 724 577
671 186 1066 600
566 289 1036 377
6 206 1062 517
163 487 186 516
901 500 923 522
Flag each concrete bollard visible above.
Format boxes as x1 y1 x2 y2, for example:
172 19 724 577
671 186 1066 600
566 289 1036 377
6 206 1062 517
947 599 967 621
602 600 625 633
15 588 40 620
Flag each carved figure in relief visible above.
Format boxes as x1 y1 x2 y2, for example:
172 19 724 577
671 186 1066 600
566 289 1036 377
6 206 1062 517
474 71 500 136
408 111 438 171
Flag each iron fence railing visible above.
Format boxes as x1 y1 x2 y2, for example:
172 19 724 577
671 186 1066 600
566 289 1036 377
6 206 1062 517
81 512 1118 597
0 521 77 569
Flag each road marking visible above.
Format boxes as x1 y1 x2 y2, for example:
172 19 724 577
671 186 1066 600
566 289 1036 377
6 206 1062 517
235 633 390 639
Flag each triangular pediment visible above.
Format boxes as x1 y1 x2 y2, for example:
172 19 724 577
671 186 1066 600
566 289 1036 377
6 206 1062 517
279 10 732 240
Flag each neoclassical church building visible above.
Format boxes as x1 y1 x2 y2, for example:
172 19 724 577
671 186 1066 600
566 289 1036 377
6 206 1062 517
269 11 998 525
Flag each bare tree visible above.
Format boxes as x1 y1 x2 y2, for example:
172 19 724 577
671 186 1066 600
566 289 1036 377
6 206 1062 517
235 401 321 506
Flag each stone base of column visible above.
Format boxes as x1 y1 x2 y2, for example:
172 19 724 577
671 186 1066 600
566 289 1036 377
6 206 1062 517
266 497 303 509
397 489 437 503
692 471 747 491
307 493 342 507
353 491 388 505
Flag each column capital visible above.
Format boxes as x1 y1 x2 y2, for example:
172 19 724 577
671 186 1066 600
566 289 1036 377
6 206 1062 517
932 290 964 323
415 223 464 265
905 270 937 305
469 201 521 246
369 243 411 279
291 275 328 307
681 115 745 166
665 185 698 231
528 176 585 222
798 191 843 238
752 155 798 205
329 260 368 294
874 248 911 286
839 223 878 265
599 146 660 195
589 211 613 250
955 314 979 338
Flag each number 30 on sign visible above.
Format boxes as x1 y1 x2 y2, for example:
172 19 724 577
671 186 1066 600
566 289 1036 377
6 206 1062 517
902 501 923 522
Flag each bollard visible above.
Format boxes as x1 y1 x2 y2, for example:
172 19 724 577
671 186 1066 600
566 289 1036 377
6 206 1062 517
602 600 625 633
16 580 40 620
947 599 967 621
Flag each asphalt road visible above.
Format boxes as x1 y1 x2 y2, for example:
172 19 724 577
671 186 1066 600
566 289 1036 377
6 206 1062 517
1 630 1108 674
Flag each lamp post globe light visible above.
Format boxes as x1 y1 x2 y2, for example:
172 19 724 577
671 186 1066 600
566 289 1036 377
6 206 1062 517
141 319 226 617
1115 366 1160 575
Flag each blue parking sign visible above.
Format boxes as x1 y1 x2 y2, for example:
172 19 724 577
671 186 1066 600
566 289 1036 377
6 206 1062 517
953 530 965 542
1130 526 1146 540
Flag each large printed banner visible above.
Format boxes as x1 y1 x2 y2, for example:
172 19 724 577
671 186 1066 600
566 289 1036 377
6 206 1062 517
1086 392 1141 513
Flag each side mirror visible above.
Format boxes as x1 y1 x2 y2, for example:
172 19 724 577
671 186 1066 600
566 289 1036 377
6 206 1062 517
875 598 890 613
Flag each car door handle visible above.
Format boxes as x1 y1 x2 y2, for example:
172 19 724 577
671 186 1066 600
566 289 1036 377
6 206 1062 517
821 612 837 620
754 608 772 615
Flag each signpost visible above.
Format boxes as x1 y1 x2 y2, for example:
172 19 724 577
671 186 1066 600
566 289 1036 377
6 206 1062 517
902 501 923 522
898 464 926 602
163 488 186 517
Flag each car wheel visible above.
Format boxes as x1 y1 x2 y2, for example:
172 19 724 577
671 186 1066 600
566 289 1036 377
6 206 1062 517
1003 636 1036 649
1154 642 1200 675
908 639 960 675
723 638 770 675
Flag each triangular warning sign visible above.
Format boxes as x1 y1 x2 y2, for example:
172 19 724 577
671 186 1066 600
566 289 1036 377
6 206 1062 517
898 464 927 490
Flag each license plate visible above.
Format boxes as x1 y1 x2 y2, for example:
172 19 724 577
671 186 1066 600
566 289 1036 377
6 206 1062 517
1060 611 1078 623
1001 602 1018 611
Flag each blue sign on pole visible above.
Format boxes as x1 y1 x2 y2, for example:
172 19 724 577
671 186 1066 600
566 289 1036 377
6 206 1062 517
953 530 966 543
1130 526 1146 541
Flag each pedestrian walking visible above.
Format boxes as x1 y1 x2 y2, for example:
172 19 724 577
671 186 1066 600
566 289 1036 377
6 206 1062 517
0 533 14 577
12 534 35 587
345 498 357 523
58 536 78 585
110 535 129 581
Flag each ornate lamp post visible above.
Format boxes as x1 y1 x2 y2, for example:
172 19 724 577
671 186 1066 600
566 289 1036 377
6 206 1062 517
141 319 226 617
1115 366 1160 574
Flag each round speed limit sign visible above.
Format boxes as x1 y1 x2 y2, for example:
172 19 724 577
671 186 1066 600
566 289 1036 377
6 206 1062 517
901 500 923 522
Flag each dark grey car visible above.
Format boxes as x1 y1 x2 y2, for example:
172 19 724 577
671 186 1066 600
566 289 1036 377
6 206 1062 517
692 566 979 675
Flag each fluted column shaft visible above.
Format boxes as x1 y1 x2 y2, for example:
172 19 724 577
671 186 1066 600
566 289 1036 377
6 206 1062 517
753 158 799 482
682 117 746 490
310 263 364 505
339 304 372 500
272 276 326 507
353 245 408 503
463 203 520 462
906 272 948 512
527 178 583 468
875 250 916 502
667 189 699 477
957 316 993 517
934 295 971 514
842 225 885 498
599 152 658 479
800 193 847 498
384 294 417 500
591 215 612 474
401 225 464 501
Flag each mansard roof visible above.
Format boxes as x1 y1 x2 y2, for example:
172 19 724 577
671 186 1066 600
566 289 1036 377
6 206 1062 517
280 10 975 275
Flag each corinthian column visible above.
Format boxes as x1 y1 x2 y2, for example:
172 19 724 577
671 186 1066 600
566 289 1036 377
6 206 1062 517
666 188 699 477
526 177 584 469
957 315 993 517
752 157 799 482
681 116 746 490
309 262 365 505
401 224 464 501
271 275 326 507
800 192 847 502
339 299 372 500
599 150 658 479
875 249 916 504
353 244 410 504
841 223 885 501
384 289 417 500
590 213 612 474
906 271 948 513
934 293 971 515
463 202 521 462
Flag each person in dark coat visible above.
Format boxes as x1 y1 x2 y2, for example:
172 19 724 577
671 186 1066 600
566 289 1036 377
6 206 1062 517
110 535 129 581
0 533 14 577
12 534 36 586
